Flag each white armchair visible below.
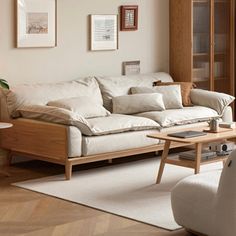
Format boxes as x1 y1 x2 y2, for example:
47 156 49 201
171 150 236 236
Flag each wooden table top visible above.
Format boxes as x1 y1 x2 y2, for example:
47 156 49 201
147 126 236 144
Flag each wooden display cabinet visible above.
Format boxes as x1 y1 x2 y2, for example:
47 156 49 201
170 0 235 97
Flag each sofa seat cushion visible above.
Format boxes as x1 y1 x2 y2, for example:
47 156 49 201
82 129 160 156
3 77 103 117
86 114 160 135
135 106 218 127
17 105 159 136
95 73 173 112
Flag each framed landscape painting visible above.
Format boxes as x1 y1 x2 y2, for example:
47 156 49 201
16 0 57 48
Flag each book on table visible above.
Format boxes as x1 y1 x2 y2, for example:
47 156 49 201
179 149 217 161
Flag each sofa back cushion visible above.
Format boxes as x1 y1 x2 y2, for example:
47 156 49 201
95 73 173 112
2 77 103 117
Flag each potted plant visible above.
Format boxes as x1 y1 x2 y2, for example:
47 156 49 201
0 78 9 89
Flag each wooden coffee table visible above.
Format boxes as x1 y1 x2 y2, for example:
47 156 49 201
148 127 236 184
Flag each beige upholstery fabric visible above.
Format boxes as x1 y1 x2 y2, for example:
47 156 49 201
67 126 82 157
82 129 159 156
190 89 235 115
81 122 208 156
86 114 159 135
153 81 196 106
131 85 183 109
135 106 218 127
171 151 236 236
112 93 165 115
17 105 159 136
95 73 173 111
17 105 94 136
48 96 110 118
160 121 209 133
3 77 103 117
222 106 233 122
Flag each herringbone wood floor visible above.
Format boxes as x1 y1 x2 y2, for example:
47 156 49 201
0 155 193 236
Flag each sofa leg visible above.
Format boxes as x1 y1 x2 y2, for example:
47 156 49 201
108 159 113 164
65 162 72 180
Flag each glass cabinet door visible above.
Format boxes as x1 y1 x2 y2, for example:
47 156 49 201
214 0 231 94
192 0 211 90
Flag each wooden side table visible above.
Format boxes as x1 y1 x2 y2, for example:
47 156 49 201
0 122 13 176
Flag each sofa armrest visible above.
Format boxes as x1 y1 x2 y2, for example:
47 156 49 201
0 118 82 162
222 106 233 122
190 89 235 115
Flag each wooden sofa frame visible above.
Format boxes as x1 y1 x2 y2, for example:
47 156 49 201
0 118 188 180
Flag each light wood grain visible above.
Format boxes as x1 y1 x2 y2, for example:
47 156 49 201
150 126 235 183
170 0 235 111
0 158 192 236
0 118 68 161
169 0 192 82
0 118 190 180
148 127 236 144
156 140 171 184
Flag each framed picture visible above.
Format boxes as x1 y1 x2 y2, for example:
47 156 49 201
90 14 118 51
122 61 140 75
120 5 138 31
16 0 57 48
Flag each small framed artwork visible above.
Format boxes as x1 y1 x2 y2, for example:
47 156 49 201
120 5 138 31
122 61 140 75
90 14 118 51
16 0 57 48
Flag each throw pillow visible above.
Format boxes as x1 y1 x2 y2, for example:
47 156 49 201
47 96 110 119
112 93 165 115
153 81 196 106
131 85 183 109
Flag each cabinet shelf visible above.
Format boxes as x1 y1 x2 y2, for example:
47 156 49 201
170 0 234 97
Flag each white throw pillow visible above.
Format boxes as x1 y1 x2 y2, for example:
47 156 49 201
112 93 165 115
190 89 235 115
131 85 183 109
47 97 110 119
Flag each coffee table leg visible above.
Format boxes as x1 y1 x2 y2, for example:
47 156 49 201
156 140 171 184
195 143 202 174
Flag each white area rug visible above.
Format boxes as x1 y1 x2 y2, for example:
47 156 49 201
13 156 222 230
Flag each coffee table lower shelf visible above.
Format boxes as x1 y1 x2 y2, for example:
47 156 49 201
165 155 228 169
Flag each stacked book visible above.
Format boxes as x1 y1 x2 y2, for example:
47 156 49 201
179 149 217 161
219 122 235 129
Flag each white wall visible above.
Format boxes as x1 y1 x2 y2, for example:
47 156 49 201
0 0 169 85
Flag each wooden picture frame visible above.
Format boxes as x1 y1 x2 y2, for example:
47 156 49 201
90 14 118 51
120 5 138 31
16 0 57 48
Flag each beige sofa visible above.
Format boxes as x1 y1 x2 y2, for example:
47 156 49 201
0 73 234 179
